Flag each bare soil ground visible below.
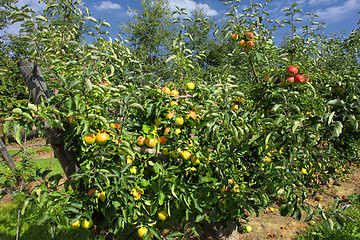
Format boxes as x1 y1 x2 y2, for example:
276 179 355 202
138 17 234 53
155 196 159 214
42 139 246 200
240 167 360 240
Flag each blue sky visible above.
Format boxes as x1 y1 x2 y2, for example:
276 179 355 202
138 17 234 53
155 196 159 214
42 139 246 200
4 0 360 44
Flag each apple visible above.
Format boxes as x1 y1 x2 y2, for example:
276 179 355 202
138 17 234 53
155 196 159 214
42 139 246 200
159 135 167 145
70 220 81 229
232 103 239 111
145 138 158 148
186 82 195 90
186 111 197 120
175 117 184 125
294 74 306 83
170 90 179 98
246 41 255 48
158 210 168 221
81 219 93 229
287 66 298 76
239 39 246 48
97 191 106 202
96 132 109 145
164 127 171 135
181 151 191 160
162 87 170 94
84 133 96 145
287 76 295 85
138 227 148 238
136 136 146 146
246 32 255 41
165 111 175 119
246 225 252 233
231 33 239 41
264 75 270 82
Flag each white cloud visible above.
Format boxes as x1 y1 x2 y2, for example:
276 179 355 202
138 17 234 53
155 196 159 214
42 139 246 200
94 1 121 11
168 0 218 16
298 0 335 6
315 0 360 23
309 0 334 5
4 22 22 35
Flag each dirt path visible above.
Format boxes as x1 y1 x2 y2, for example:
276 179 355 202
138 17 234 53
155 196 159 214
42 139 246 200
240 167 360 240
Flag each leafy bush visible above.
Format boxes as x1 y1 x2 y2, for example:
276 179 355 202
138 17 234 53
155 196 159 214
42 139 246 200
2 0 360 238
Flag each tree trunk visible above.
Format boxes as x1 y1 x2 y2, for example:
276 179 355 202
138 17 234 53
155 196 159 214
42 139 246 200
0 138 16 175
17 59 79 190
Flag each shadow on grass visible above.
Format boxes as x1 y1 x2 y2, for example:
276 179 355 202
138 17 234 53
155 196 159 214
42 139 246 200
0 202 94 240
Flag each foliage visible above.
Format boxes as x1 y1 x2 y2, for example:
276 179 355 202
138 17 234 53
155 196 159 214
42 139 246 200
0 202 94 239
298 194 360 240
2 0 360 239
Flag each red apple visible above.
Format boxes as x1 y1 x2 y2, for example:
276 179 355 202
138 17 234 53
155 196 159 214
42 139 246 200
287 76 295 84
239 39 246 48
246 32 255 41
265 75 270 82
294 74 306 83
247 41 255 48
287 66 298 76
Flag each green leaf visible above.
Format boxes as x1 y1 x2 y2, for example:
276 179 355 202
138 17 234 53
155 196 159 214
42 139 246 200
328 218 334 230
171 184 178 199
142 124 151 134
195 214 204 222
149 227 161 239
279 204 289 216
166 55 176 63
12 108 23 114
158 191 165 205
305 207 314 221
328 111 335 125
331 121 343 138
128 103 144 111
327 99 345 106
85 16 97 23
292 120 301 133
35 16 47 22
13 192 26 205
101 21 111 28
249 134 260 144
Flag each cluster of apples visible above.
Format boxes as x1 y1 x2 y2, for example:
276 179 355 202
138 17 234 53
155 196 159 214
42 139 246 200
281 66 309 85
231 31 256 52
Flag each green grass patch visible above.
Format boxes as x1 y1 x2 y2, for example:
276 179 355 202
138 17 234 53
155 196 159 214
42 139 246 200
1 146 63 180
0 202 94 240
298 200 360 239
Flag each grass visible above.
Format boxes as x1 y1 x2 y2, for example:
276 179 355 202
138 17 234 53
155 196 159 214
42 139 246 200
298 200 360 240
1 145 63 185
0 202 94 240
0 145 94 239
